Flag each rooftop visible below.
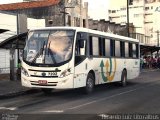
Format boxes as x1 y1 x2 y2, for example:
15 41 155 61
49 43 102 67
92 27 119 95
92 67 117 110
0 0 60 11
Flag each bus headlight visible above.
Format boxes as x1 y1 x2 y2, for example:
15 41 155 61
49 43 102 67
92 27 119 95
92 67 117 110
21 67 29 77
60 68 71 78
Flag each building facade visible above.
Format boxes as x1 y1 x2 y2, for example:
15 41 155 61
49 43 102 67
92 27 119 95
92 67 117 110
0 0 88 74
65 0 88 27
0 0 88 28
108 0 160 46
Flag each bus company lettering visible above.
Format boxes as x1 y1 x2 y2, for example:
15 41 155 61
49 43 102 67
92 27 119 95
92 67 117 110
100 58 117 82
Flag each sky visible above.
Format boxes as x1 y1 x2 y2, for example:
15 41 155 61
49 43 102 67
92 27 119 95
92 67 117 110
0 0 109 20
84 0 109 20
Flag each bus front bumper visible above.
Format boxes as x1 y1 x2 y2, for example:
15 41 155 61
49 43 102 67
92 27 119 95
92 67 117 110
21 74 74 89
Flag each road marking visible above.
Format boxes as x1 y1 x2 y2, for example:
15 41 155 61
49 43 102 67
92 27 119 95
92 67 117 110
0 107 17 111
41 81 158 113
44 110 64 113
67 89 139 110
65 82 158 111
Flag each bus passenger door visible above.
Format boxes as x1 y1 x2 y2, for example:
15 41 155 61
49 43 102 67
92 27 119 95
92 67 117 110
74 32 88 88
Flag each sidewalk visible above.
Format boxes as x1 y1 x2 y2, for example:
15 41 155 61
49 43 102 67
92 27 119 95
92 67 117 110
0 79 33 99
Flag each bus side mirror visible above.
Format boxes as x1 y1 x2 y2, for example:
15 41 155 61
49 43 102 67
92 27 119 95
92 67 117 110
78 39 85 48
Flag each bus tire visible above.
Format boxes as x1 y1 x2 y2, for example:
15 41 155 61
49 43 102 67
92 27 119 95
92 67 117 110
85 73 95 94
41 88 53 94
120 70 127 87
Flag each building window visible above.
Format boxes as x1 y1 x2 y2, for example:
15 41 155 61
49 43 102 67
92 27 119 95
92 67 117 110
120 8 126 10
121 15 126 17
129 0 133 5
83 19 86 28
145 7 149 10
134 14 141 17
112 10 116 13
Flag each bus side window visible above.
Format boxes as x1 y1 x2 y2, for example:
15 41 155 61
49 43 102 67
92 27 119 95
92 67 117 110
110 39 115 57
125 42 129 58
105 38 110 57
75 32 87 56
89 36 93 56
75 32 87 65
136 44 139 58
92 36 99 56
89 35 99 56
129 43 133 58
115 40 121 57
120 41 125 57
132 43 137 58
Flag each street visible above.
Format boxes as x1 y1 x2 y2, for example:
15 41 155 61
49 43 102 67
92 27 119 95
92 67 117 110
0 70 160 120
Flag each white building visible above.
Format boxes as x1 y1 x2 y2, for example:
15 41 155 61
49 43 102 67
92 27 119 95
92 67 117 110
108 0 160 46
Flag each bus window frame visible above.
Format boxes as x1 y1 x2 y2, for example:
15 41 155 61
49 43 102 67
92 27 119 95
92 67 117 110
87 33 139 59
74 32 88 66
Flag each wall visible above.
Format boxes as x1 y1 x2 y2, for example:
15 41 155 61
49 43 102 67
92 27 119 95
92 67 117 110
27 18 45 29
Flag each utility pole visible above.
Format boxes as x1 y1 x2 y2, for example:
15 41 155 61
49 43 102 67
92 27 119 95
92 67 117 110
156 30 160 47
127 0 130 37
61 6 74 26
80 0 82 27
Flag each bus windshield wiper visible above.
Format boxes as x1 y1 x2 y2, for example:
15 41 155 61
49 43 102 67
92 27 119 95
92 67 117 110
31 41 45 63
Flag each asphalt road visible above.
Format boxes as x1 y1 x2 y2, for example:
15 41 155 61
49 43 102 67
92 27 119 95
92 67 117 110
0 70 160 120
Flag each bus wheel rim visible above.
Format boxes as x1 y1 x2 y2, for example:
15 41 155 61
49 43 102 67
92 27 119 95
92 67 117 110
87 78 93 89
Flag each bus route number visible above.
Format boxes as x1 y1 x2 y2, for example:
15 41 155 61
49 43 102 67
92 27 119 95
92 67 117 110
48 72 57 76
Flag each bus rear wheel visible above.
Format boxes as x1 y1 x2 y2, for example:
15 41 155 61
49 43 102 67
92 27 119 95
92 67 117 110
120 70 127 87
41 88 53 94
85 73 95 94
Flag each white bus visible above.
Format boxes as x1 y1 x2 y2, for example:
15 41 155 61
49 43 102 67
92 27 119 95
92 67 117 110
21 27 140 94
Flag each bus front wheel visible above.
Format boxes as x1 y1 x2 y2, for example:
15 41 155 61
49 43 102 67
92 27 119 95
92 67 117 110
85 73 95 94
120 70 127 87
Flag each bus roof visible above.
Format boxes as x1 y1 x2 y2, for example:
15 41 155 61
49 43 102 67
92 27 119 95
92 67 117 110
30 27 139 43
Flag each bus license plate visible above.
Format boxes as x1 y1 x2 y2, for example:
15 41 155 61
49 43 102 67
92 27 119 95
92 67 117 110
38 80 47 85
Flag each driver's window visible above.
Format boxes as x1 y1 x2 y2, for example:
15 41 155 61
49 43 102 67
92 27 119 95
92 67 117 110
75 32 87 56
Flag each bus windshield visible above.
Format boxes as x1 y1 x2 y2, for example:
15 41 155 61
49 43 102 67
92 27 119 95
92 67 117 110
23 30 75 65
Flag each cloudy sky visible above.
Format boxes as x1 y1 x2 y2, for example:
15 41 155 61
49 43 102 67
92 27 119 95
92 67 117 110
0 0 109 20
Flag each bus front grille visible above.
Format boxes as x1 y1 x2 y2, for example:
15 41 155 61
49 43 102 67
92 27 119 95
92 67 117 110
30 75 58 78
31 83 57 86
